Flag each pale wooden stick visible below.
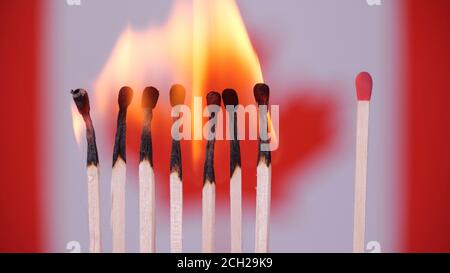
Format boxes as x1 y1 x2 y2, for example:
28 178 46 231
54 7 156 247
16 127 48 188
353 101 370 253
353 71 373 253
230 167 242 253
87 165 101 252
255 163 272 253
139 161 155 252
170 172 183 252
202 181 215 253
111 158 126 252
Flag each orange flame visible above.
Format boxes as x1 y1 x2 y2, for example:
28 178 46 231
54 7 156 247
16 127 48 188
191 0 264 161
87 0 264 168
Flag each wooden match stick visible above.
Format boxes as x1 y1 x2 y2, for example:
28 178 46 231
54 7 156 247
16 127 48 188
202 91 221 253
254 83 272 253
222 89 242 253
139 86 159 253
353 72 373 253
169 84 185 253
111 86 133 253
71 89 101 253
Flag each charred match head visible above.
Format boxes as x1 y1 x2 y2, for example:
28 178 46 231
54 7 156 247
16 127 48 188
222 88 239 108
206 91 221 107
203 91 221 185
70 89 99 166
205 91 221 133
170 84 186 106
113 87 134 166
140 87 159 165
253 83 270 106
170 84 185 179
71 89 90 117
254 83 271 166
118 86 133 110
141 86 159 109
222 88 241 176
356 71 373 101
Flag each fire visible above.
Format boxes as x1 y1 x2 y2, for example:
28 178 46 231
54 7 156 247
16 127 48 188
89 0 264 169
191 0 264 161
93 1 193 126
67 0 334 208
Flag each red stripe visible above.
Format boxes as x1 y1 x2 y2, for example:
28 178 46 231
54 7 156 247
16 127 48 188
0 1 42 252
405 0 450 252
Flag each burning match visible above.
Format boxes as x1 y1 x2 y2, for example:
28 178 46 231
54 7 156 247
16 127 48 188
353 72 373 253
202 91 221 253
169 84 185 253
71 89 101 253
222 88 242 253
254 83 272 253
139 86 159 253
111 86 133 253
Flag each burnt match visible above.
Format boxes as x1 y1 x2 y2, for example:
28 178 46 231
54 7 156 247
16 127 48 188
139 86 159 253
353 72 373 253
169 84 185 253
222 88 242 253
71 88 101 253
111 86 133 253
254 83 272 253
202 91 221 253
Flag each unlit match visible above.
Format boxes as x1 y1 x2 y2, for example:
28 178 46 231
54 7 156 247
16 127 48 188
202 91 221 253
111 86 133 253
222 88 242 253
139 86 159 253
169 84 186 253
71 88 102 253
254 83 272 253
353 72 373 253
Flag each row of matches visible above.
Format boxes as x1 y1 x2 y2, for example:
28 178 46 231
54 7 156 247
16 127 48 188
71 83 272 253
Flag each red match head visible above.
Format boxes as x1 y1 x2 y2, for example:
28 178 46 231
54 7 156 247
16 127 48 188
355 72 373 101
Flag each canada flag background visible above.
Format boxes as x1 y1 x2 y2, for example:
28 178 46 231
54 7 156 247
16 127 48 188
0 0 449 253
